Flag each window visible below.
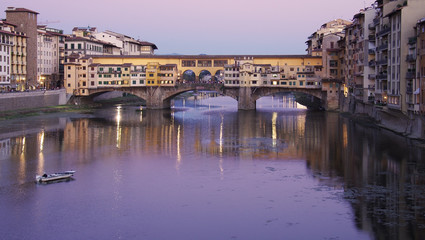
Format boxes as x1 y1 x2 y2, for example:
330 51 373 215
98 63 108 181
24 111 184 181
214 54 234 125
182 60 196 67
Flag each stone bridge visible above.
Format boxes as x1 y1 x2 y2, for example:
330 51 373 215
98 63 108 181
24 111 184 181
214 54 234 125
76 83 332 110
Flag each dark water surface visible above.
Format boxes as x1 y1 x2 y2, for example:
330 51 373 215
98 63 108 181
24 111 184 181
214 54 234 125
0 93 424 240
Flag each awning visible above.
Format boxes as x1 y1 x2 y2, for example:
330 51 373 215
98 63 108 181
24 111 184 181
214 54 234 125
414 88 420 95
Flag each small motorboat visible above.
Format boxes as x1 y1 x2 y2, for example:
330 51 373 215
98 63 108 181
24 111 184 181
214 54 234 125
36 170 76 183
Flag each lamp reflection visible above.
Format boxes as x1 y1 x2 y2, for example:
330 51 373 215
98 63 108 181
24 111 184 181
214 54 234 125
176 125 181 170
272 112 277 147
116 106 122 148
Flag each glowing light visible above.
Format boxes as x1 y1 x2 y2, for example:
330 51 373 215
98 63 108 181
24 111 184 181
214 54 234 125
272 112 277 147
21 137 26 155
176 125 181 170
39 131 45 152
116 107 122 148
219 115 224 156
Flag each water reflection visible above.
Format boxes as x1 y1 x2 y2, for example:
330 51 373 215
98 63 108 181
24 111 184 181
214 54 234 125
0 93 424 239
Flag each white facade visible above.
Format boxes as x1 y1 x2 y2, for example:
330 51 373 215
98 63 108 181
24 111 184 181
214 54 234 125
64 37 104 57
0 22 13 90
93 30 157 55
0 32 12 90
130 65 146 86
37 28 60 88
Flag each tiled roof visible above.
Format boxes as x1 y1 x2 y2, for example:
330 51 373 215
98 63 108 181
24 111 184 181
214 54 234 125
0 29 27 37
5 7 39 14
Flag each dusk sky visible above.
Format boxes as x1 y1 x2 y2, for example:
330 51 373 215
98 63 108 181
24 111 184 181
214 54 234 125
1 0 375 55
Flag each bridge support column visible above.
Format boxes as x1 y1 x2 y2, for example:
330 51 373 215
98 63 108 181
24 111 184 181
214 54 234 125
322 91 339 111
145 87 171 109
238 87 256 110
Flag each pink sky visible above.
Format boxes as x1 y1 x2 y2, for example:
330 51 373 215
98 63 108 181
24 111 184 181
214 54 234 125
1 0 376 55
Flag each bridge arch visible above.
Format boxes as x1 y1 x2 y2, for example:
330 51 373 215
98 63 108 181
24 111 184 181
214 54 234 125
253 89 323 109
182 70 196 83
214 70 224 83
199 70 212 83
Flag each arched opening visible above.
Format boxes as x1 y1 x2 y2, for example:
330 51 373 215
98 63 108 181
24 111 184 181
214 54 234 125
170 89 237 109
182 70 196 83
199 70 212 83
214 70 224 83
92 91 145 105
256 92 322 110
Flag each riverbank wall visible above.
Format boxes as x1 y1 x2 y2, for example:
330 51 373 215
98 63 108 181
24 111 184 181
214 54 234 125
0 89 68 112
340 95 425 140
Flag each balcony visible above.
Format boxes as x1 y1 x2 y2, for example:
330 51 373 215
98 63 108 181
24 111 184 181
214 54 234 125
369 60 376 67
368 35 376 41
373 18 380 26
406 54 416 62
377 26 390 37
368 23 376 30
376 73 388 80
368 74 376 80
408 37 417 45
376 59 388 65
377 43 388 51
368 49 375 55
406 70 415 79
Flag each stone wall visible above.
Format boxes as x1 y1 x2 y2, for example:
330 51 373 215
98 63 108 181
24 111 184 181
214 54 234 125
340 94 425 139
0 89 67 112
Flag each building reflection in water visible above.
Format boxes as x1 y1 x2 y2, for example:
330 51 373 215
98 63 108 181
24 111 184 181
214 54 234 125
0 92 424 239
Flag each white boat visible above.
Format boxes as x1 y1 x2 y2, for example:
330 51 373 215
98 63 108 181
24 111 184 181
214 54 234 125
36 171 76 183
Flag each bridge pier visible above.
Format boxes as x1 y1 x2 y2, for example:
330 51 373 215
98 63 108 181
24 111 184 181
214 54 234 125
238 87 256 110
144 87 172 109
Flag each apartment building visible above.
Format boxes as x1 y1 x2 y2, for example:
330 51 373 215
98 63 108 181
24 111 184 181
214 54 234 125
306 19 351 55
6 7 38 90
65 37 110 57
345 8 377 103
37 26 65 89
418 18 425 114
72 26 97 37
306 19 349 107
223 58 320 89
93 30 157 55
373 0 424 112
0 20 27 91
0 21 13 91
64 55 178 95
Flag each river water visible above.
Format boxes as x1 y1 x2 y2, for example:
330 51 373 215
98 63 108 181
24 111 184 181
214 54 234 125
0 92 424 240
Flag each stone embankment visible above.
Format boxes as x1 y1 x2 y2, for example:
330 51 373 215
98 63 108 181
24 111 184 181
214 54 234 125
341 96 425 140
0 89 68 112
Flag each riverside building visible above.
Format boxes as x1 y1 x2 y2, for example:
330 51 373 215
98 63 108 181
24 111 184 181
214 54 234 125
5 7 38 90
37 26 65 89
0 21 13 91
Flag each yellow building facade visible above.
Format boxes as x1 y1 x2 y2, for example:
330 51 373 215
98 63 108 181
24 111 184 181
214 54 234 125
64 55 322 96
